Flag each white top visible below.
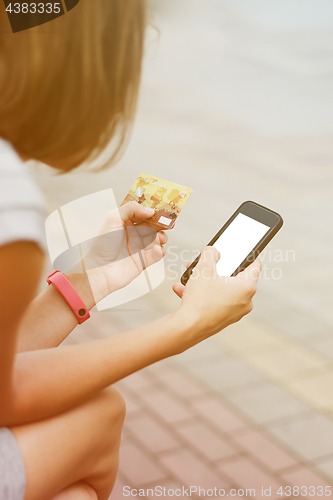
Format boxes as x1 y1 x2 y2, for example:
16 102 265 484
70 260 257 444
0 139 47 252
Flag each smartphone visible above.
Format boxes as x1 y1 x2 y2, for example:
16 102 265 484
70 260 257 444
180 201 283 285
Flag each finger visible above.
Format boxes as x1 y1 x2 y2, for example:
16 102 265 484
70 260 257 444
134 229 167 254
237 259 262 282
125 224 143 256
140 229 166 249
139 230 161 253
119 201 155 224
194 246 220 278
126 225 157 254
158 231 168 245
131 225 156 237
173 282 185 299
135 220 168 232
186 260 193 269
143 243 164 268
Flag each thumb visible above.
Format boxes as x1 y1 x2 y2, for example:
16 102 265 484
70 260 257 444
119 201 155 224
194 246 220 278
237 259 262 283
173 282 185 298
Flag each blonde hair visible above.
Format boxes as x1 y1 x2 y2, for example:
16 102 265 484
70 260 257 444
0 0 147 170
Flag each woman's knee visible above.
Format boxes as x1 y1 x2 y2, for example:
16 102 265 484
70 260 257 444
12 389 125 500
97 386 126 429
50 481 98 500
88 386 126 460
84 387 125 489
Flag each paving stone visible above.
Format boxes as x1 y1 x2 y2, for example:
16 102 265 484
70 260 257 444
314 300 333 327
214 319 286 356
126 413 179 453
269 413 333 461
266 311 329 340
281 465 332 489
228 382 310 424
145 481 193 499
241 348 326 382
120 370 157 391
313 338 333 362
285 329 333 348
175 419 239 461
252 294 290 319
160 448 230 490
233 428 298 471
119 439 167 486
216 318 330 386
173 337 223 362
149 364 205 398
110 473 128 499
191 394 247 434
184 354 263 394
116 386 142 416
218 456 281 499
140 388 193 424
288 370 333 411
315 457 333 481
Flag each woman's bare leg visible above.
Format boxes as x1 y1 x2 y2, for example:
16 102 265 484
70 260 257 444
11 386 125 500
50 481 97 500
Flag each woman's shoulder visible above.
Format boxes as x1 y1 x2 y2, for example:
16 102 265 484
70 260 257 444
0 139 46 208
0 139 47 252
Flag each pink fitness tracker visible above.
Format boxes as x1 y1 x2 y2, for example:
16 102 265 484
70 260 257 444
46 271 90 324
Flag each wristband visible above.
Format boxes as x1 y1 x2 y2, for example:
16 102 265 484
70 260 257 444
46 271 90 324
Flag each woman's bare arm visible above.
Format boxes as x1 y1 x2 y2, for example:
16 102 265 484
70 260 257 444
1 242 260 428
8 312 189 426
0 241 189 427
16 202 166 352
0 242 44 411
16 272 95 352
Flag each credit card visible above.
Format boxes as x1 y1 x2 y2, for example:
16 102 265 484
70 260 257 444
121 173 193 229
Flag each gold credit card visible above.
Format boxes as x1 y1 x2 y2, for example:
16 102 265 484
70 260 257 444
121 173 193 229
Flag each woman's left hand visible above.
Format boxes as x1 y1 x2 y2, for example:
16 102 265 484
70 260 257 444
81 201 167 303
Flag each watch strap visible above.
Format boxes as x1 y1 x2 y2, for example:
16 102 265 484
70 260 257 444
46 271 90 324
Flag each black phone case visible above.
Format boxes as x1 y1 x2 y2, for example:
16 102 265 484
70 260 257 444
180 201 283 285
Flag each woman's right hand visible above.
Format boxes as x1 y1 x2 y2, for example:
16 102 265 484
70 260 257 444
173 246 262 348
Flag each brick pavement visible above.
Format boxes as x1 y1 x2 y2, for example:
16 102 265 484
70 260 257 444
110 348 332 499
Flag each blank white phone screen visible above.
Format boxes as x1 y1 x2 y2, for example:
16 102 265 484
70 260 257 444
213 213 270 277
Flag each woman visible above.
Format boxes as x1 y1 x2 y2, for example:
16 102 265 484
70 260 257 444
0 2 261 499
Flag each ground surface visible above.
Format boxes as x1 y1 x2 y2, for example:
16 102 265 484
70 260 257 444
31 1 333 498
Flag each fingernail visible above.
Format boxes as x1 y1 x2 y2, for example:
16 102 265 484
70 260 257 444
144 207 155 215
